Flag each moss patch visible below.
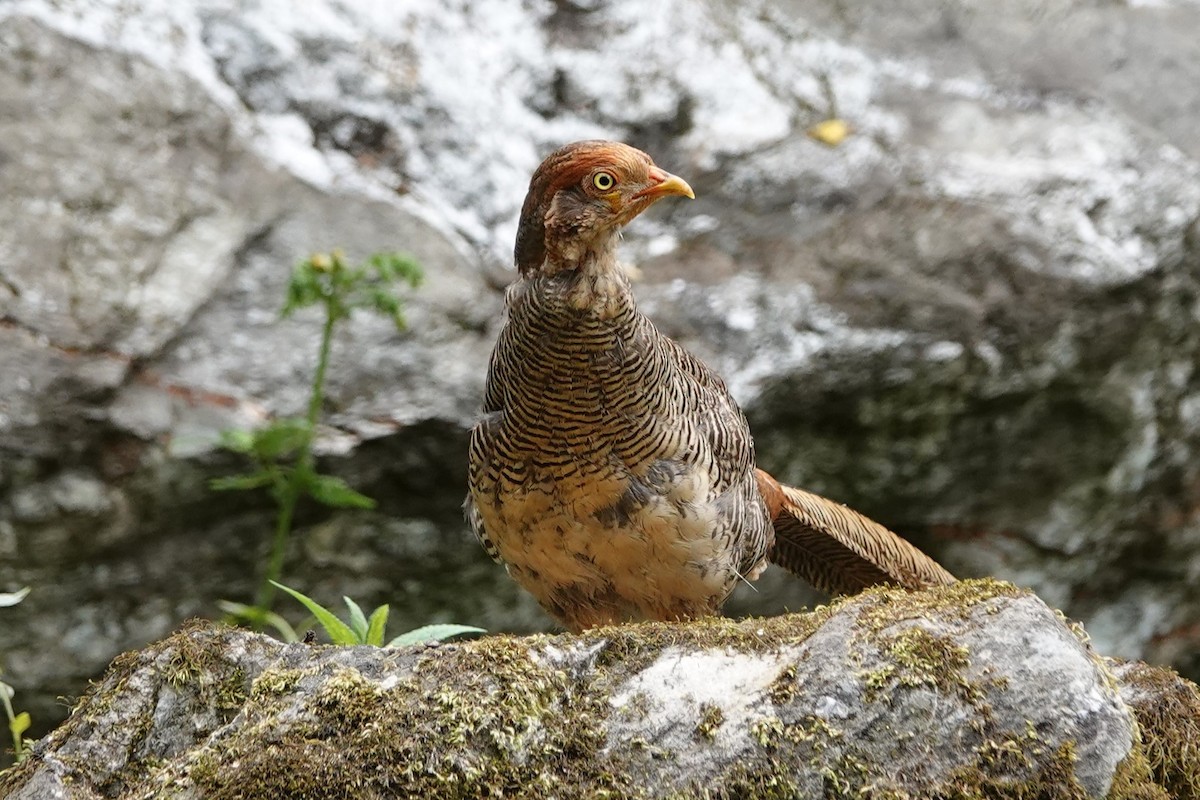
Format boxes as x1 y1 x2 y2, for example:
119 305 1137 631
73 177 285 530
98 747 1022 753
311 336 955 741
932 740 1090 800
873 626 981 703
250 666 310 698
582 605 837 675
687 580 1160 800
686 764 804 800
0 752 36 797
767 664 798 706
1117 661 1200 800
687 730 1103 800
694 703 724 742
852 578 1026 636
171 634 648 800
853 580 1019 710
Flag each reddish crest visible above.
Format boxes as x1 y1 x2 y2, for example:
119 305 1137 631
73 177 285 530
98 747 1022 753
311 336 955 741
541 144 650 200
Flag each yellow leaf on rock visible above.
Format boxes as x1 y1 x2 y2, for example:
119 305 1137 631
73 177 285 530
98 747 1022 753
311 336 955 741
807 118 851 147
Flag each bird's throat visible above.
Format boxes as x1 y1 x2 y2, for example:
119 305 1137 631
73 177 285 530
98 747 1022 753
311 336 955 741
564 263 633 319
543 234 632 319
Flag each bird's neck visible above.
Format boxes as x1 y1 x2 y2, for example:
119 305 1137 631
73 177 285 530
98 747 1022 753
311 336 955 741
538 233 633 320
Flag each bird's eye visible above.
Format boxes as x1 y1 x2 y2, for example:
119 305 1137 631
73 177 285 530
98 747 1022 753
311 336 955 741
592 171 616 191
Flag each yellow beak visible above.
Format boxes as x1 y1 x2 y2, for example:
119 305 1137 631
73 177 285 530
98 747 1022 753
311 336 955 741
633 167 695 202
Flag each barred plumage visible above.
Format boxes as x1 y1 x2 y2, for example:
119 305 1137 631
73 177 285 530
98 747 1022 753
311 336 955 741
467 268 772 630
466 141 954 631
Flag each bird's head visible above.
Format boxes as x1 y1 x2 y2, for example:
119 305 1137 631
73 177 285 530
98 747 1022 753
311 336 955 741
514 140 694 277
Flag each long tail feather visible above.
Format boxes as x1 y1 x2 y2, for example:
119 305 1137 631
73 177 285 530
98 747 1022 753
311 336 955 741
756 469 956 595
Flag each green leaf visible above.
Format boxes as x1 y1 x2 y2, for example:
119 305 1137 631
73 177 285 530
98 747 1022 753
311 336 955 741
304 474 376 510
343 597 370 644
368 253 424 287
270 581 358 645
10 711 30 739
283 262 328 316
252 419 311 460
209 471 274 492
217 599 255 621
0 587 30 608
386 624 486 648
365 605 389 647
263 614 301 643
217 600 300 643
349 287 405 330
365 288 401 317
216 429 257 454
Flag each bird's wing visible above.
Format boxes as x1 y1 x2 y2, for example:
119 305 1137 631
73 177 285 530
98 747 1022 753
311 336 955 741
655 326 953 595
755 469 956 595
465 323 517 563
465 413 504 563
658 333 756 486
652 330 776 576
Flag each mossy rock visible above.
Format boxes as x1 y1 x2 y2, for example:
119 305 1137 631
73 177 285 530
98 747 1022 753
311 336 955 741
2 581 1192 799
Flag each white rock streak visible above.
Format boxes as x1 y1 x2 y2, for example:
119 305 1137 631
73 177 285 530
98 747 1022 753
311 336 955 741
8 0 1197 290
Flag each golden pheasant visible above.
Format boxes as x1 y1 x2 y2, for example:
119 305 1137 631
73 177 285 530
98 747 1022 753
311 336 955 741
466 140 954 631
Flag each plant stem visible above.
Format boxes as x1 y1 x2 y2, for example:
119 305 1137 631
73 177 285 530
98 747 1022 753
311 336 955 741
1 683 26 763
254 479 301 613
305 303 338 438
253 300 338 614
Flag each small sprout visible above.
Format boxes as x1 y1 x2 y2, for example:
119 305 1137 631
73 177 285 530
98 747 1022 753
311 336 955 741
270 581 485 647
1 587 32 762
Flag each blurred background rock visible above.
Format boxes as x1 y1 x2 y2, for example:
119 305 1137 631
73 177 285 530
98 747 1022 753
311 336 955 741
3 0 1200 753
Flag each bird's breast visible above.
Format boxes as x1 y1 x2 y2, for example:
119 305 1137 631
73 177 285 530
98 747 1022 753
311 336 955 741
501 303 663 441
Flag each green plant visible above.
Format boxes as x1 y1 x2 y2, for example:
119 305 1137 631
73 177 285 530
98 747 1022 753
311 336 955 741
212 251 423 624
270 581 484 646
0 587 32 763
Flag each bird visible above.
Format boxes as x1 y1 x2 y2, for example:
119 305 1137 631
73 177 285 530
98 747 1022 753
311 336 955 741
465 140 955 632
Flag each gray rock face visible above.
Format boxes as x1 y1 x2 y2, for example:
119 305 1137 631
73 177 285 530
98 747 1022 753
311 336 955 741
0 583 1162 799
3 0 1200 751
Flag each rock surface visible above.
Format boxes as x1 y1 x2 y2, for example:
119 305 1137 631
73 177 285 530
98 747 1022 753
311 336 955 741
4 0 1200 750
3 582 1183 800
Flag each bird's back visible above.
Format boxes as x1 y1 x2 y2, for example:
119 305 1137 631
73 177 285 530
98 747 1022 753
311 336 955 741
466 270 773 630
